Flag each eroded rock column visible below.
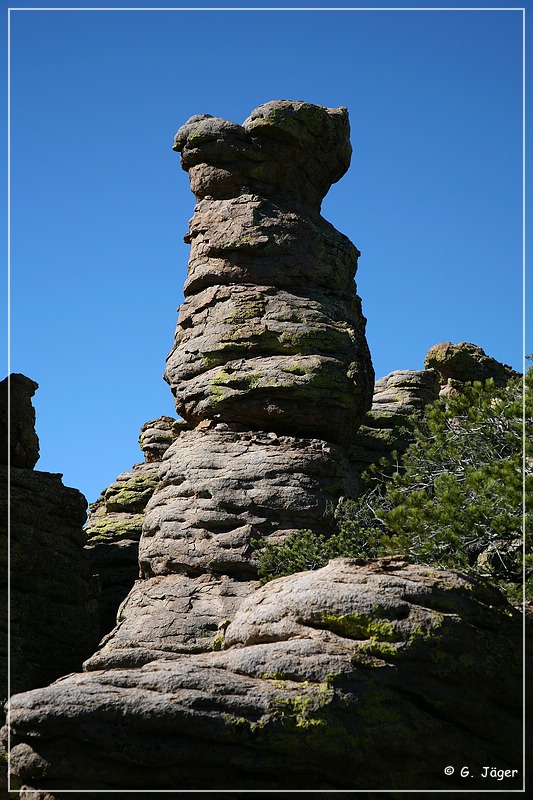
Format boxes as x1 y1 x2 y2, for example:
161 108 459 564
5 105 527 796
85 101 373 673
139 100 374 582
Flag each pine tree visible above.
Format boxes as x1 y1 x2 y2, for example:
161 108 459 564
255 368 531 603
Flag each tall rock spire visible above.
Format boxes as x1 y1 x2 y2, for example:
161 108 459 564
165 100 374 442
5 104 525 796
138 101 374 581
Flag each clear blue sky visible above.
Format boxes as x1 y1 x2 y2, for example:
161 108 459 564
4 2 527 503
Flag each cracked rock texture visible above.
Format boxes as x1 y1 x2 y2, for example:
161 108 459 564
0 376 99 700
85 416 181 638
6 559 527 793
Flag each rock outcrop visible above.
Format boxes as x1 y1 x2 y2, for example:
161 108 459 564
7 559 526 792
425 341 520 396
5 104 526 795
351 342 520 476
6 100 377 793
85 416 180 638
0 374 39 469
0 376 98 701
350 369 440 474
83 100 372 674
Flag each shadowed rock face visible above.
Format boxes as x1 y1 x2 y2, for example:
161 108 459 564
0 374 40 469
85 417 181 639
0 376 98 700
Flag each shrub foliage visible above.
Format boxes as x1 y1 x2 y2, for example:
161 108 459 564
255 369 532 602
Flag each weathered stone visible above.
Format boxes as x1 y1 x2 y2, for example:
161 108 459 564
1 466 98 698
182 195 360 296
174 100 352 210
84 573 258 671
85 417 180 637
6 559 526 792
139 425 358 580
0 374 39 469
166 100 374 444
350 369 440 472
424 342 519 391
139 416 183 462
165 283 371 442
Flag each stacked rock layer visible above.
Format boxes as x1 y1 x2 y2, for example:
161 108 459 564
143 100 373 585
85 416 181 639
86 100 373 672
4 104 528 795
6 101 376 792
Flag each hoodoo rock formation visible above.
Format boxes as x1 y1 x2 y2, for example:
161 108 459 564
142 100 374 582
5 103 527 794
164 100 374 442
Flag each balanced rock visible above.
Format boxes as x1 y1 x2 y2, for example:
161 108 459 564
424 341 519 394
166 100 374 442
6 559 526 793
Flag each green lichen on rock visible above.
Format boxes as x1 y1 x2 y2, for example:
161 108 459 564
321 611 395 642
103 472 159 513
273 680 334 730
224 296 265 325
85 514 144 543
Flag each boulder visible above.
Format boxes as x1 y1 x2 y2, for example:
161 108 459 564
424 342 519 394
6 559 527 793
173 100 352 210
